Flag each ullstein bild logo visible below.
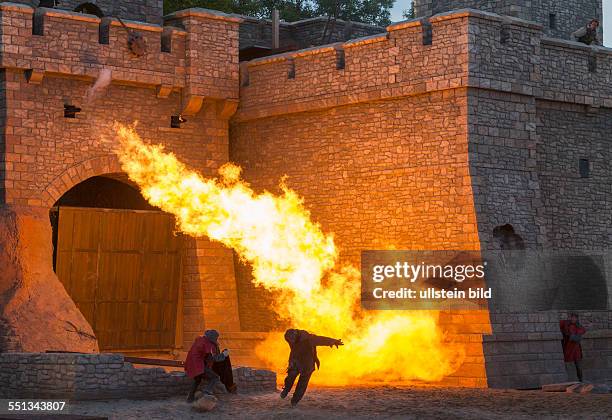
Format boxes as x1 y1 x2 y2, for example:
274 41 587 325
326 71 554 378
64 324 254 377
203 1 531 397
361 250 491 310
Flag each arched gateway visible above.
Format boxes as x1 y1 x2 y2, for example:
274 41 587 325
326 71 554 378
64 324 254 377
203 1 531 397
50 175 184 354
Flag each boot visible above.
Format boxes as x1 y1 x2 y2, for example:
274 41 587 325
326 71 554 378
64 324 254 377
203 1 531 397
186 390 196 403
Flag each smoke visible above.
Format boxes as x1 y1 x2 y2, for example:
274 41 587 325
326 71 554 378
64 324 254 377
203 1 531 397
84 68 112 104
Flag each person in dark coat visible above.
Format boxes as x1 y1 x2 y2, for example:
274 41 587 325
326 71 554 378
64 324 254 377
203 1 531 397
184 329 236 402
280 329 343 406
560 313 587 382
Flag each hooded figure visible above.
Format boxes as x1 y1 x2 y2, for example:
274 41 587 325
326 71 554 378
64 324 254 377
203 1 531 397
280 329 343 406
184 329 232 402
560 313 587 382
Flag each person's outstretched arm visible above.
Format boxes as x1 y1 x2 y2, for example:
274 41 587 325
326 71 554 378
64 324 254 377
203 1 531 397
309 334 343 348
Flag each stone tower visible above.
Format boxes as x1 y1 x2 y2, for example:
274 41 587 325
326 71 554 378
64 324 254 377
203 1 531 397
414 0 603 40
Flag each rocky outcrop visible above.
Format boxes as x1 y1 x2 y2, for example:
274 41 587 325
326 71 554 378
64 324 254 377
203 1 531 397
0 205 98 353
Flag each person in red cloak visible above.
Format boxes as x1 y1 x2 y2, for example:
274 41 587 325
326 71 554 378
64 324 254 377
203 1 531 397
184 329 235 402
560 313 587 382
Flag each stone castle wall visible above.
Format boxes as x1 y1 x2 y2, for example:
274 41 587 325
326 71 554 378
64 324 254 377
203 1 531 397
414 0 602 41
9 0 164 24
231 9 612 387
0 353 276 399
1 0 611 389
0 3 244 357
465 11 612 387
232 12 490 387
239 15 384 51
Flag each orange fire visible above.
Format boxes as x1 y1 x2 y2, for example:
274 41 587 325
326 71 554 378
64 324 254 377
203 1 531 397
114 124 465 385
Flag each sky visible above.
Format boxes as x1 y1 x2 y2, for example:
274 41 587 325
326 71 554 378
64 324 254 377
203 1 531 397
390 0 611 46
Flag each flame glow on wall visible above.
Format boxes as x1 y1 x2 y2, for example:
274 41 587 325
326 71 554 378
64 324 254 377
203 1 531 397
114 124 465 385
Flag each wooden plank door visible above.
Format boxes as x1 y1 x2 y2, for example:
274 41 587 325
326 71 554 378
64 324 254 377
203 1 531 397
55 207 182 352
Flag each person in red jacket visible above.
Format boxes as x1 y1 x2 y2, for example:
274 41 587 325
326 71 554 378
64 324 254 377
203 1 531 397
184 329 229 402
280 329 343 406
560 313 587 382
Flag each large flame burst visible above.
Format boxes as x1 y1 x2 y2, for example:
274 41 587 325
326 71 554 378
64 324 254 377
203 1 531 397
114 124 465 385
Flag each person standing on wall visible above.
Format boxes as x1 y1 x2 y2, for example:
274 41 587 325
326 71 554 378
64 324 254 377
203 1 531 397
560 313 587 382
572 19 600 45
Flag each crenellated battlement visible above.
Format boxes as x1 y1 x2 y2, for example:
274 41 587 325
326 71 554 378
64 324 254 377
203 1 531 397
236 8 612 121
0 3 241 101
236 11 473 121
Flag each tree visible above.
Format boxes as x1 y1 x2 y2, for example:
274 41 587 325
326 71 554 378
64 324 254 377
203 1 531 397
164 0 395 26
402 1 415 20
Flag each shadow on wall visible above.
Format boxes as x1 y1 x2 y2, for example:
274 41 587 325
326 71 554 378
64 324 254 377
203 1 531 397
490 224 609 311
550 255 609 310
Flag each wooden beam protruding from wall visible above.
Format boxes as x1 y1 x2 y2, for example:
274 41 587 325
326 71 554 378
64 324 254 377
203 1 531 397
156 85 173 99
216 99 239 119
181 94 205 116
25 69 44 84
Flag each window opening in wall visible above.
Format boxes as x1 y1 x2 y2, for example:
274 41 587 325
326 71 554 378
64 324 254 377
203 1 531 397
38 0 58 7
549 13 557 29
64 104 81 118
579 159 590 178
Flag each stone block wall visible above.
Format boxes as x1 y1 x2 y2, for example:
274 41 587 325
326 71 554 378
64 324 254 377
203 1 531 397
232 8 612 387
9 0 164 24
484 311 612 388
464 11 612 387
238 15 384 52
232 12 490 386
483 312 568 389
238 13 471 121
0 3 244 356
536 101 612 251
540 39 612 107
414 0 602 40
0 353 276 399
290 17 384 48
165 9 240 100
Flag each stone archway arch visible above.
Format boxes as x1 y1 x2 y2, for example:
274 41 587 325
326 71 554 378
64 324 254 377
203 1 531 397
39 155 123 208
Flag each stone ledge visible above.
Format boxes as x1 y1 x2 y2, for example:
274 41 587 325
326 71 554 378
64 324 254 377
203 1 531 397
0 353 276 400
0 2 34 14
165 8 243 24
542 37 612 54
431 8 543 30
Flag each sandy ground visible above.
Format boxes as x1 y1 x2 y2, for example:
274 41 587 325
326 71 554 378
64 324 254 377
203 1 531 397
66 386 612 420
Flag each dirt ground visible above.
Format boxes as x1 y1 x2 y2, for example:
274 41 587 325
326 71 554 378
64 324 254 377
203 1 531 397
68 386 612 420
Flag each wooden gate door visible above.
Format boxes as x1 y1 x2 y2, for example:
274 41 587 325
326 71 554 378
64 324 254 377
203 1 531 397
55 207 183 352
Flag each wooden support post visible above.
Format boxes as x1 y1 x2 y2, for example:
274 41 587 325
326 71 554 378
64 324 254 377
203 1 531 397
272 9 280 50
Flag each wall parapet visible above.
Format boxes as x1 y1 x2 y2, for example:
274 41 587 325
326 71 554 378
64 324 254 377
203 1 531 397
0 353 276 399
0 3 239 101
540 38 612 108
236 10 474 121
237 7 612 122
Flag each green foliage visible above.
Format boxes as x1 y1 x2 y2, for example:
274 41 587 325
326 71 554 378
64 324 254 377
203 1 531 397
402 1 415 19
164 0 395 25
